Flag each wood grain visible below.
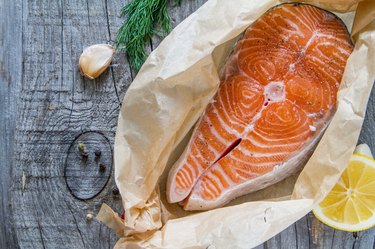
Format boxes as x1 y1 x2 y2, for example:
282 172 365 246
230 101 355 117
4 0 128 248
0 0 22 248
1 0 374 248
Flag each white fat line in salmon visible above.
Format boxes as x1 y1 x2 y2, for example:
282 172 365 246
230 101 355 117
282 6 315 32
228 154 288 167
205 117 231 145
203 175 223 196
246 130 313 148
307 47 348 69
191 143 207 162
197 133 220 157
214 95 246 127
309 44 350 67
184 158 200 179
305 58 342 86
234 166 260 178
190 145 207 170
211 105 244 134
222 80 250 125
235 144 298 157
284 31 320 73
211 166 234 187
256 18 301 41
178 167 192 188
211 104 245 132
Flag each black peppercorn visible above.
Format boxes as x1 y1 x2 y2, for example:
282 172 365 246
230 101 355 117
82 152 89 158
99 163 106 172
112 187 119 195
94 149 101 158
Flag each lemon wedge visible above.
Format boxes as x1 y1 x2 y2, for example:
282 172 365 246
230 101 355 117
313 144 375 232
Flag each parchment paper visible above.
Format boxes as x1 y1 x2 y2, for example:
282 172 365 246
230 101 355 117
97 0 375 248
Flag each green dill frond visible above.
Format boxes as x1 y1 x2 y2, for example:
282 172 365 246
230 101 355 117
115 0 176 72
156 0 172 35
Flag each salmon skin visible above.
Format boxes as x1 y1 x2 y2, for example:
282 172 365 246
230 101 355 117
167 3 353 211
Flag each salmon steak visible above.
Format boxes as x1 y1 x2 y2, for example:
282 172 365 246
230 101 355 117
167 3 353 210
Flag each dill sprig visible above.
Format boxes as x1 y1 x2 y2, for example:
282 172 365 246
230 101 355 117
115 0 173 72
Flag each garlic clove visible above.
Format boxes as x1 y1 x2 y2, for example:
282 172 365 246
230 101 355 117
79 44 114 80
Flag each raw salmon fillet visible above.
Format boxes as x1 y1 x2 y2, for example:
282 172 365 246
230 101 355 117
167 3 353 210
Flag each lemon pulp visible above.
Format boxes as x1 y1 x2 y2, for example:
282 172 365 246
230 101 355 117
313 154 375 232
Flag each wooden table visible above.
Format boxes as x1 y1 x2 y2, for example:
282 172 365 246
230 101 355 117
1 0 374 248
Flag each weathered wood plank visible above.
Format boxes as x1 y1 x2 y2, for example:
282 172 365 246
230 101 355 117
10 0 129 248
0 0 23 248
359 84 375 153
295 215 311 248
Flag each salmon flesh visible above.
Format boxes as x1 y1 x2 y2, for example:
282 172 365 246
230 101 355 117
167 3 353 211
